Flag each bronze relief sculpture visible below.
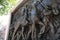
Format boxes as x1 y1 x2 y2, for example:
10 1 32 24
8 0 60 40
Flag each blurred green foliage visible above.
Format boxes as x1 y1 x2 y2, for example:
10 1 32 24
0 0 18 15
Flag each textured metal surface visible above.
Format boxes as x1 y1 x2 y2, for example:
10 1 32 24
8 0 60 40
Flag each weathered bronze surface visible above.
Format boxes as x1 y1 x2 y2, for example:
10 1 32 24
8 0 60 40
